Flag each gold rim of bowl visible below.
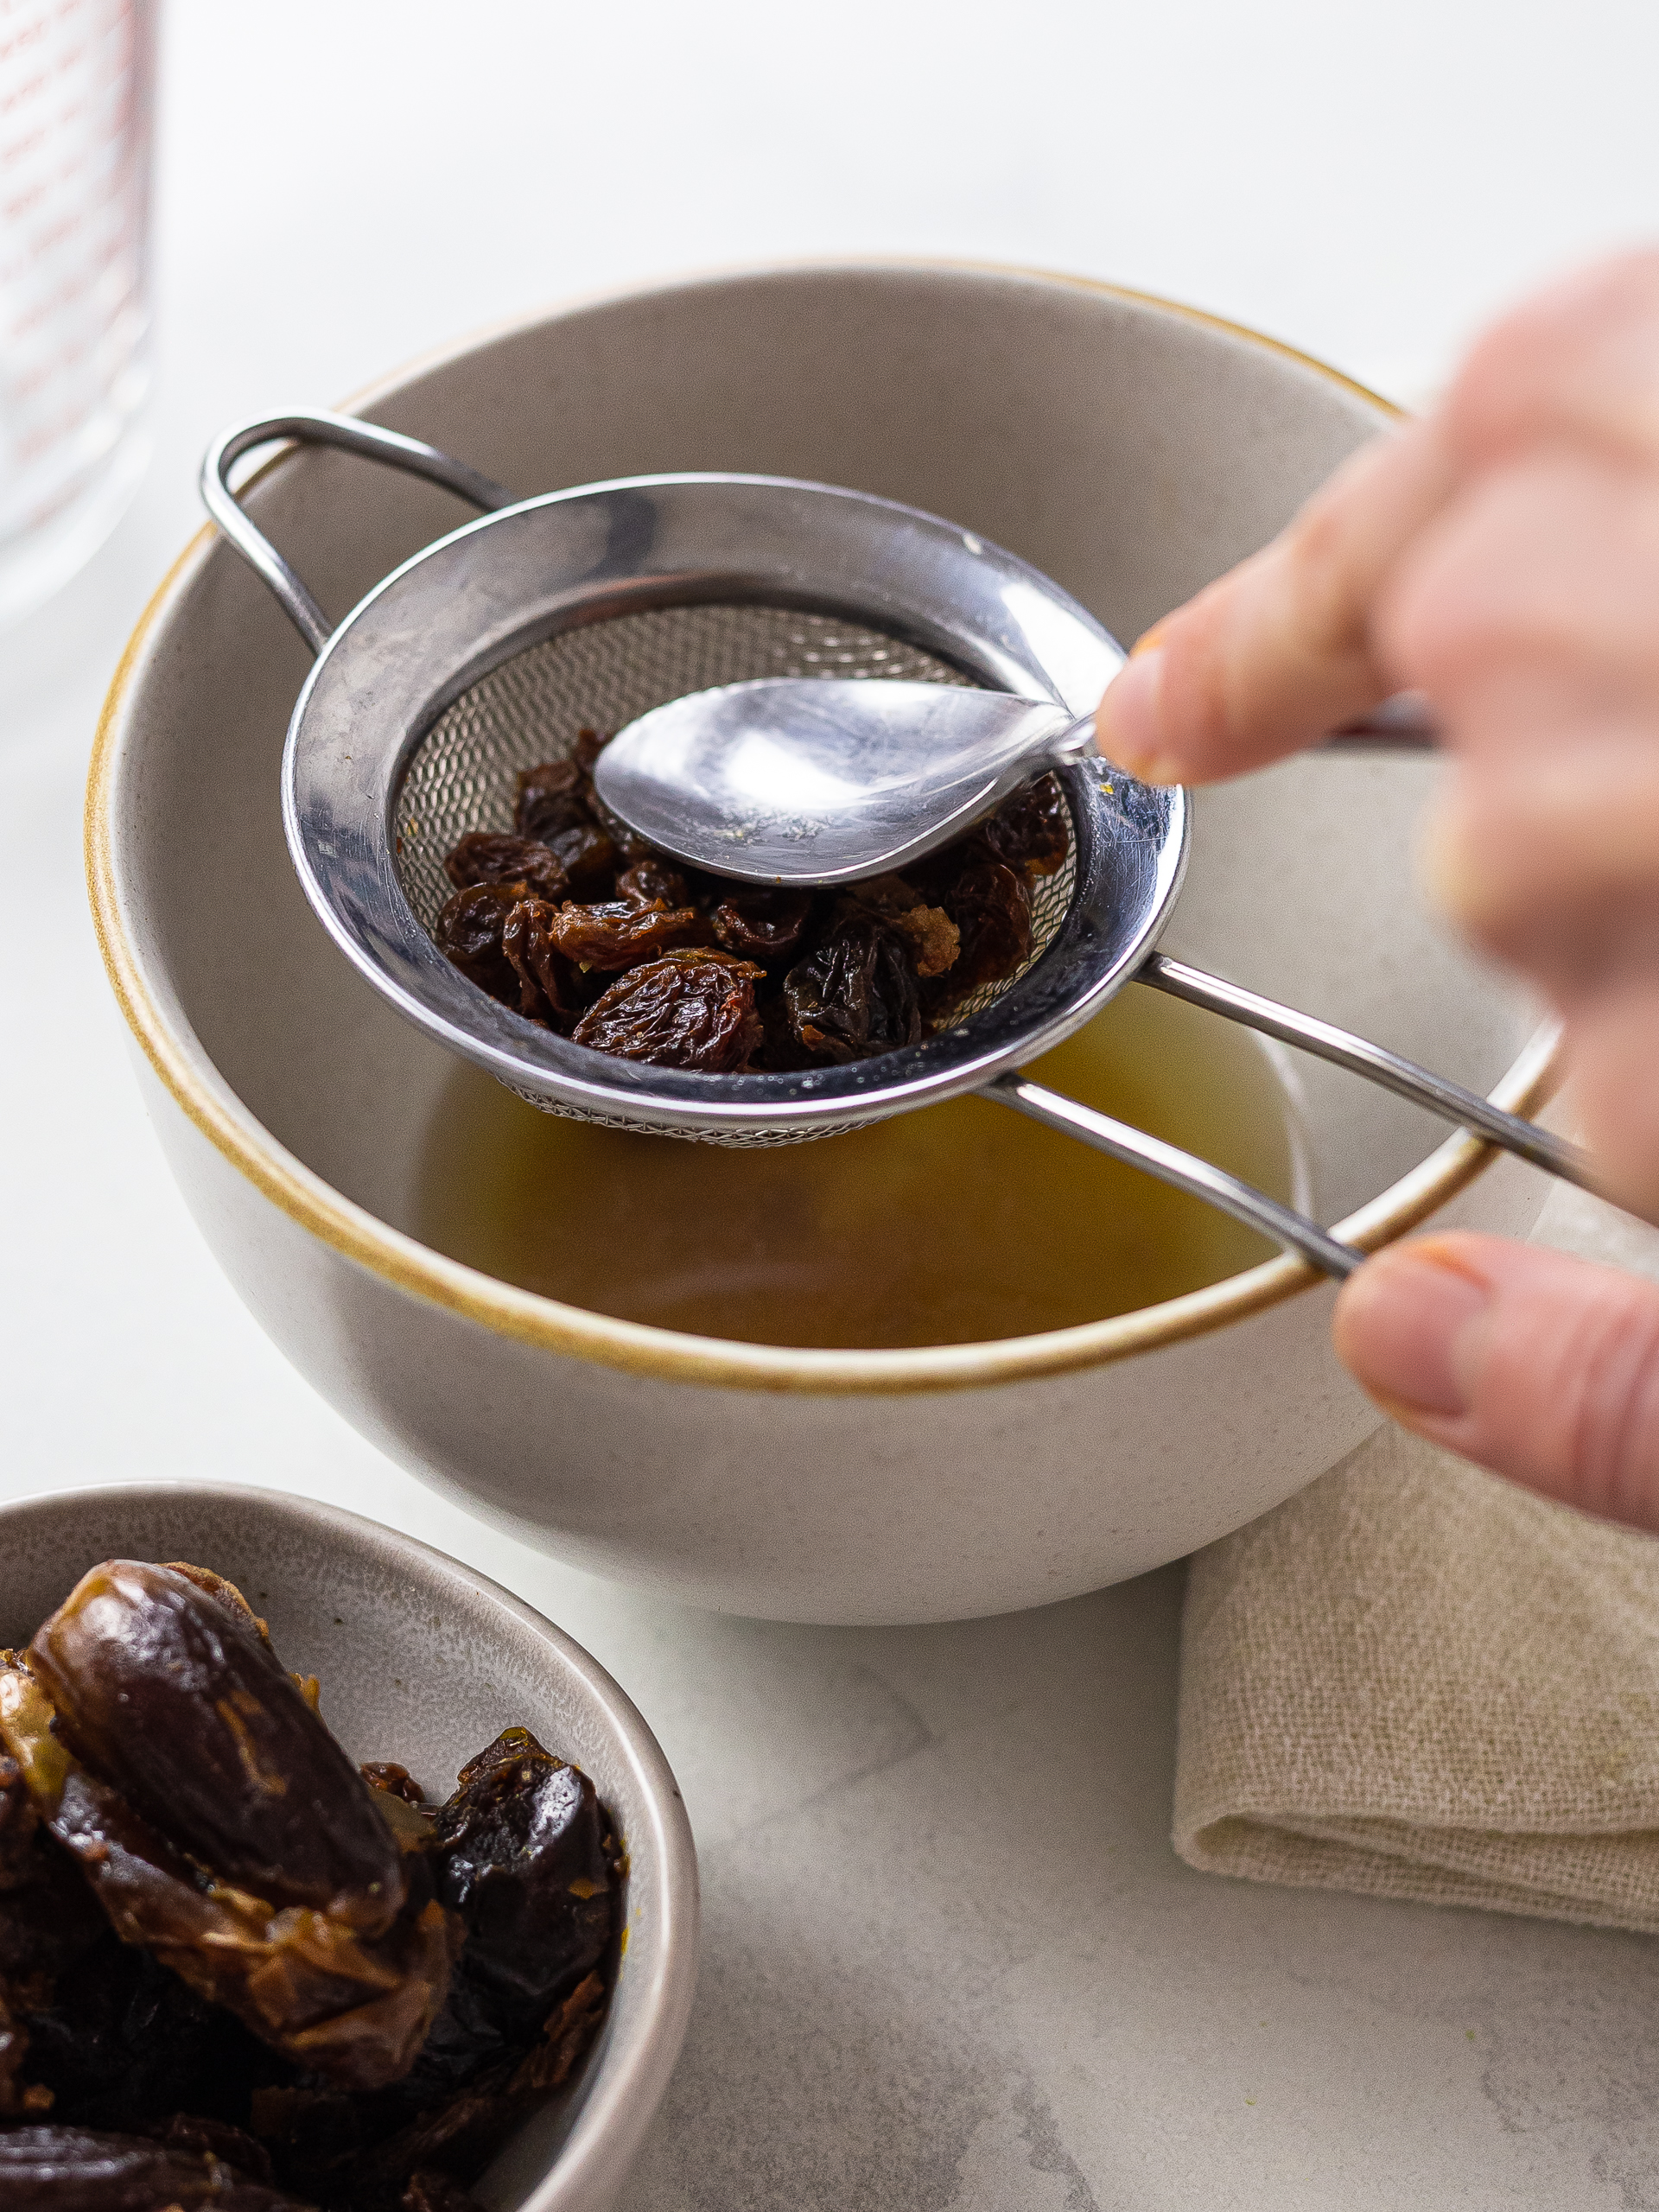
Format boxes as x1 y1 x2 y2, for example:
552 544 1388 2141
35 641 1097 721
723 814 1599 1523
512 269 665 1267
84 257 1562 1399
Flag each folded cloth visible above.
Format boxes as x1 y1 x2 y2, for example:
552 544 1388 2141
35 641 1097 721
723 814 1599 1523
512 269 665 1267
1173 1421 1659 1931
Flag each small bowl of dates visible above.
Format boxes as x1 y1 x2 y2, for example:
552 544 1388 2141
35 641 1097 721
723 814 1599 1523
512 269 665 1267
0 1482 698 2212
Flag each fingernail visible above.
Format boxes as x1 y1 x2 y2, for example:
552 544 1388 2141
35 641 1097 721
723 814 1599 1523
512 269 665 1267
1096 645 1182 784
1333 1243 1492 1415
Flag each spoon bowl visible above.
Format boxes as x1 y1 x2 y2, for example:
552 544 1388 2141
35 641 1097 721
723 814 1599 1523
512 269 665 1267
592 677 1095 884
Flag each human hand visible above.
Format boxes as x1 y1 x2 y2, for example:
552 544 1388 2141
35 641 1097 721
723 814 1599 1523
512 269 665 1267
1096 250 1659 1532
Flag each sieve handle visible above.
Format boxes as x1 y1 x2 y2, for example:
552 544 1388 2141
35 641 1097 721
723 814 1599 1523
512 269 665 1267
200 411 517 655
1136 953 1597 1192
982 1072 1363 1280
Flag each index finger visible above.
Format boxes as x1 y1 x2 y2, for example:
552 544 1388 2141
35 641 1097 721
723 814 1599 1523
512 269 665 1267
1096 416 1456 785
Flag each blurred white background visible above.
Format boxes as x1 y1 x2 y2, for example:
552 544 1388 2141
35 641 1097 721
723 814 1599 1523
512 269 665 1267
157 0 1659 451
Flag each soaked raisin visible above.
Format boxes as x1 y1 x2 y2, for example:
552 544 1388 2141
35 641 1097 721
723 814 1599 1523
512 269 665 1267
442 834 569 905
445 746 1065 1070
541 823 619 898
573 950 765 1070
710 887 812 964
512 761 589 844
500 899 581 1027
435 886 520 1005
980 772 1070 878
931 850 1031 1000
748 988 818 1073
615 858 690 910
570 728 608 775
784 912 922 1064
549 899 710 972
840 877 958 978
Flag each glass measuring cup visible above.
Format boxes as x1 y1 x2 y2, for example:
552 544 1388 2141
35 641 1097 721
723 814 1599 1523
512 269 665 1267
0 0 156 625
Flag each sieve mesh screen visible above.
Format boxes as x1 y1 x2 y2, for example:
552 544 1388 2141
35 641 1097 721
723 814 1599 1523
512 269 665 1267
392 602 1077 1135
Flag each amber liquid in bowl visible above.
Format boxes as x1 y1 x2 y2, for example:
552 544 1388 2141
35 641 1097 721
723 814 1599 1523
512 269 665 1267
415 988 1304 1350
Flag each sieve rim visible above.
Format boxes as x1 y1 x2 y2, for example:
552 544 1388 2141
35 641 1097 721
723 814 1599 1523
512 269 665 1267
278 469 1185 1137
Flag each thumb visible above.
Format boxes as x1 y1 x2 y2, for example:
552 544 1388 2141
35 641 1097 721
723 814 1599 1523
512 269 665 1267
1332 1233 1659 1533
1095 416 1455 787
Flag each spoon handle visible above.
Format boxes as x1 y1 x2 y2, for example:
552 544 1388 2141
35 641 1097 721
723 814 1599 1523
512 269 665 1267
1137 954 1595 1192
982 1071 1363 1280
1039 711 1102 768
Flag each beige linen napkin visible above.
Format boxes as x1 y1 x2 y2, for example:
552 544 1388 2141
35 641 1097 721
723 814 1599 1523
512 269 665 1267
1173 1421 1659 1931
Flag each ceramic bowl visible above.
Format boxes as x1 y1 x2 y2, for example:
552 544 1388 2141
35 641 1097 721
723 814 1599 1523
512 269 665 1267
0 1483 698 2212
88 261 1556 1625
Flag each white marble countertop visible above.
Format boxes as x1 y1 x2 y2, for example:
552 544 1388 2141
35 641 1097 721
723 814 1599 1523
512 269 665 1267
7 4 1659 2202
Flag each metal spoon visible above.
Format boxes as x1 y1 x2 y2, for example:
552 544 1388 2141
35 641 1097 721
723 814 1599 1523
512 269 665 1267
593 678 1095 884
593 675 1437 885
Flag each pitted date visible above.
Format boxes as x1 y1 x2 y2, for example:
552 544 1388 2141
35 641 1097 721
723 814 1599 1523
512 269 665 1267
12 1929 283 2137
0 1560 622 2211
361 1764 429 1810
425 1730 617 2065
402 2172 485 2212
2 1574 459 2093
0 1751 35 1881
368 1726 620 2148
0 1808 119 2120
573 950 765 1071
0 2126 313 2210
29 1563 404 1929
302 1972 607 2212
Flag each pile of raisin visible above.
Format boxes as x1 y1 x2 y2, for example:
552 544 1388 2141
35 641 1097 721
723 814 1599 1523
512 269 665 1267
434 727 1070 1073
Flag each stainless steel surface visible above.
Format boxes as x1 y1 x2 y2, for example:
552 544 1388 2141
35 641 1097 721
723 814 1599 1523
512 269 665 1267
200 410 515 652
592 675 1437 887
988 1072 1363 1280
207 438 1185 1147
201 411 1573 1281
1139 952 1596 1190
593 677 1095 884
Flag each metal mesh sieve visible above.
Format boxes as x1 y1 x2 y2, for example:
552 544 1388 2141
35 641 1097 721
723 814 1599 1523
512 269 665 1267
393 601 1078 1061
206 418 1581 1274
